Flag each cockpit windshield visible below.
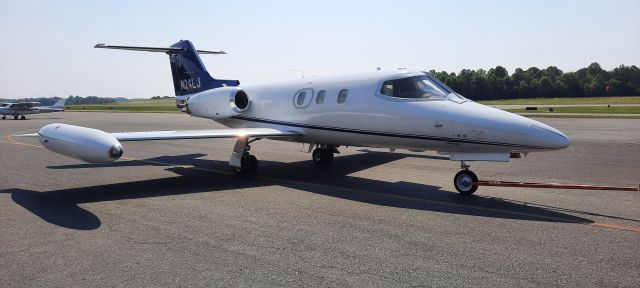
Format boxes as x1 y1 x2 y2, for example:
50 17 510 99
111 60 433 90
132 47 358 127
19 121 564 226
380 74 452 100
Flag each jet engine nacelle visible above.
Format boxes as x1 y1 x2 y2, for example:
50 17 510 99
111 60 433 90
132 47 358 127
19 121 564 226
186 87 250 119
38 123 124 163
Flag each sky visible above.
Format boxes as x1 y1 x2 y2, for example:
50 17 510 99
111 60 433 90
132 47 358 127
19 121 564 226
1 0 638 99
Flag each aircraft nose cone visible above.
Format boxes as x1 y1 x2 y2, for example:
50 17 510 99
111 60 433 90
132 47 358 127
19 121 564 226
528 123 571 149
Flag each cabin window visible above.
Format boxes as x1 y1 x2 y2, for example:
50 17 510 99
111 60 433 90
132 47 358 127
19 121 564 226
337 89 348 103
293 88 314 108
316 90 326 104
296 91 306 106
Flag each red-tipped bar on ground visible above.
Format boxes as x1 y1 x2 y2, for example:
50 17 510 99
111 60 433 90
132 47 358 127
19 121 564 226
473 181 639 192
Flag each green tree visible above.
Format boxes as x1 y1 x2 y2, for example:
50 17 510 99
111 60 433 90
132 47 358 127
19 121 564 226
471 74 490 100
538 76 554 97
428 62 639 100
553 79 567 97
517 81 530 98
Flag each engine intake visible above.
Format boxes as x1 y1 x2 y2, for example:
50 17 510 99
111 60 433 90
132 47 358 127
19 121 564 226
186 87 250 119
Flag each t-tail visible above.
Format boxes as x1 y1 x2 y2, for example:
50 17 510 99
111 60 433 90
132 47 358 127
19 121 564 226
94 40 239 108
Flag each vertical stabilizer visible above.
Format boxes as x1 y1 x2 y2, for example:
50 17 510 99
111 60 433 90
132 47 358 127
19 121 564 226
168 40 240 97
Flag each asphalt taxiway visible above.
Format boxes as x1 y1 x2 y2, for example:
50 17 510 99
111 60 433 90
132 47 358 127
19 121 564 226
1 112 639 287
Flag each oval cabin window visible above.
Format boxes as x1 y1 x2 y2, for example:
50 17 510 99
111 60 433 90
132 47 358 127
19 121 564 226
316 90 326 104
297 91 306 105
293 88 314 108
337 89 348 104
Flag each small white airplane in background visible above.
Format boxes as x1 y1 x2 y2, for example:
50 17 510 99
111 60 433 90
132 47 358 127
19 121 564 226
1 98 66 120
19 40 571 195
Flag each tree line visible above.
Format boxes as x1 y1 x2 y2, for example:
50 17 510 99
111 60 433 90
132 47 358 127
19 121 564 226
0 96 127 106
430 63 640 101
3 63 639 104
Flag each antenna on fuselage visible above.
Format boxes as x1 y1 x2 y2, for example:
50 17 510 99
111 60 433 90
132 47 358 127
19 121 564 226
290 68 304 78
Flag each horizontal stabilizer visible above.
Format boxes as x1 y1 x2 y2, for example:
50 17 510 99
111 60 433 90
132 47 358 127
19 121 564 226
95 40 239 96
94 43 226 55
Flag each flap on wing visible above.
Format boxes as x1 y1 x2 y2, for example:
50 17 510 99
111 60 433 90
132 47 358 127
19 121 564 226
111 128 301 141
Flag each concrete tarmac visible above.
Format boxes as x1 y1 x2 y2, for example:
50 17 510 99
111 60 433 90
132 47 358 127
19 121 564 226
1 112 639 287
490 104 640 109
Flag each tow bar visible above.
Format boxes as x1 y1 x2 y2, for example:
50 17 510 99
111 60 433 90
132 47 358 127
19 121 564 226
473 181 639 192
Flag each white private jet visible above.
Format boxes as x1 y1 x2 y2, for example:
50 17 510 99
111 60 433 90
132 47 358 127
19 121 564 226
1 98 66 120
18 40 571 195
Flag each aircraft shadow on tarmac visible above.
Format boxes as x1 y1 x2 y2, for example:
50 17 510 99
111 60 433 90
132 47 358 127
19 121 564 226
4 151 629 230
1 116 66 120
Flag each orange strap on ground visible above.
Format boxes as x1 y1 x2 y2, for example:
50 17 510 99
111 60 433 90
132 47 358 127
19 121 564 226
473 181 639 192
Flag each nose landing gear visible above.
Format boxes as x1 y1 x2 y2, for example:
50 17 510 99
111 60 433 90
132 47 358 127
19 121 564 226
454 161 478 195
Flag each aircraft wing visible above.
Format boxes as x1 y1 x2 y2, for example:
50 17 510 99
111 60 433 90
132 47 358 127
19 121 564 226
110 128 302 141
14 124 303 164
11 102 39 109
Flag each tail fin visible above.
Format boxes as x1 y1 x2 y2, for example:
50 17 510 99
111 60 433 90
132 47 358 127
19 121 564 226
51 98 66 108
94 40 239 104
167 40 240 97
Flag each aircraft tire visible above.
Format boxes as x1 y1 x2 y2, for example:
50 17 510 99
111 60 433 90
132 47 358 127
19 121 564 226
20 115 26 120
248 155 258 173
13 115 18 120
312 148 333 164
234 154 258 174
454 170 478 195
312 148 323 163
326 150 334 162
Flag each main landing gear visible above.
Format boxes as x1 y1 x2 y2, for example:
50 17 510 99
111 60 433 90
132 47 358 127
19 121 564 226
235 152 258 174
230 141 340 174
1 115 5 120
312 145 338 164
230 137 259 174
453 161 478 195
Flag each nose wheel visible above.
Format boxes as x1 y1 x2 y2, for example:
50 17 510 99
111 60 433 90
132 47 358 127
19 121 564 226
453 161 478 195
